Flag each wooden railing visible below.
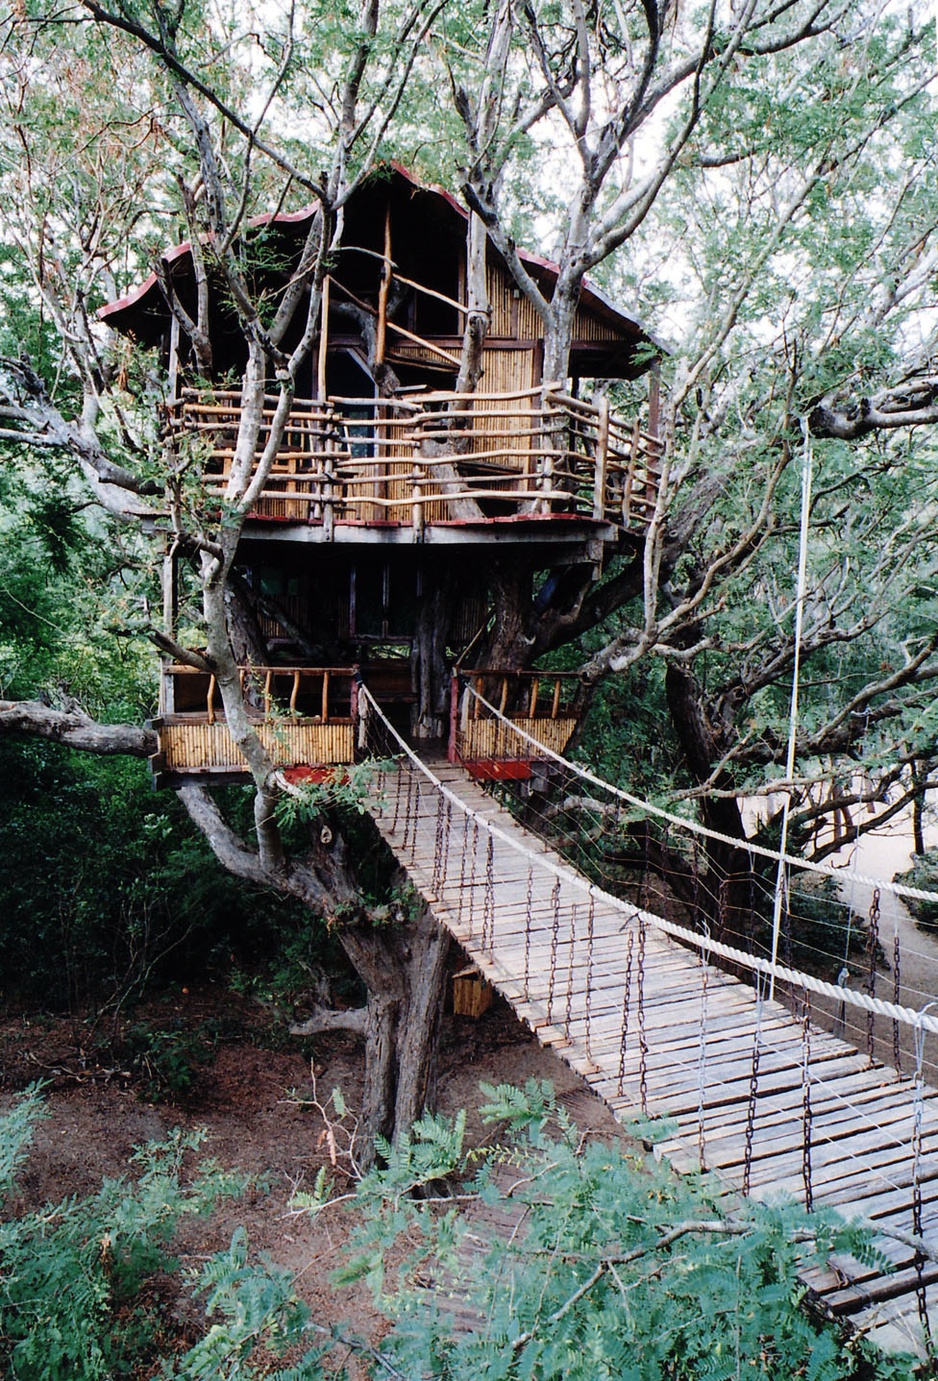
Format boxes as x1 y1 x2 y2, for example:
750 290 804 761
160 663 357 722
167 386 663 534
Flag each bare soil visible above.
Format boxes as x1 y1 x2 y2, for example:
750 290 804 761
0 980 632 1373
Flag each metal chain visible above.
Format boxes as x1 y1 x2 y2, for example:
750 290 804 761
565 904 576 1039
912 1020 932 1347
483 833 495 955
638 912 648 1117
585 895 596 1062
547 876 561 1026
801 987 813 1212
390 755 403 834
717 876 729 944
697 934 710 1173
742 986 764 1196
617 927 634 1098
893 925 903 1075
403 766 417 853
524 865 534 1001
457 812 470 928
431 792 446 893
467 819 480 940
866 887 881 1065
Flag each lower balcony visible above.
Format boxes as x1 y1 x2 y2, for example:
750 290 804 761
151 665 357 784
150 664 581 784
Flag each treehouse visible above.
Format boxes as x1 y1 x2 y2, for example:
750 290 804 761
101 166 664 784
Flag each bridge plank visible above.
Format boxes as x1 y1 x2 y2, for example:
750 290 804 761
368 760 938 1353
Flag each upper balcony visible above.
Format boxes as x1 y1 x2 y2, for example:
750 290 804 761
167 383 663 543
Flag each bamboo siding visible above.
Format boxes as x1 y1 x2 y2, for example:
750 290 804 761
459 716 577 760
159 719 355 772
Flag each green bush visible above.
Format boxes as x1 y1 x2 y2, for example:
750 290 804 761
336 1082 915 1381
0 1087 329 1380
893 849 938 931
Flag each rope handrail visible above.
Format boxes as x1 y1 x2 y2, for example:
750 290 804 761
461 684 938 909
358 684 938 1037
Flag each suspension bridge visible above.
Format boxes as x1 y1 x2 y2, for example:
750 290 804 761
357 682 938 1362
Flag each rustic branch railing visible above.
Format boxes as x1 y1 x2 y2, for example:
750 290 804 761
167 386 663 533
160 663 357 723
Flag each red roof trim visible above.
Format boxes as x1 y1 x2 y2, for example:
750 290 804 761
99 165 656 347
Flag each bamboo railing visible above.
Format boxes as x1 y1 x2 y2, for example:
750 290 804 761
450 668 581 769
167 385 663 534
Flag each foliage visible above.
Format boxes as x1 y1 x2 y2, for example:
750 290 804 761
338 1082 913 1380
893 850 938 931
0 1087 333 1380
0 1090 239 1379
0 739 321 1011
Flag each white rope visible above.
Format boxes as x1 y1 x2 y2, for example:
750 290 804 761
360 686 938 1037
770 421 814 998
462 686 938 907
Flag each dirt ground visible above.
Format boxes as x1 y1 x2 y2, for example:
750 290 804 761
0 980 633 1373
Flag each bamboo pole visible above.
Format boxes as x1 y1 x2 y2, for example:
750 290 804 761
318 276 331 399
376 207 391 366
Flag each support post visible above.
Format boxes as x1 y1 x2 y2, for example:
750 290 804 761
376 207 392 366
448 672 460 763
593 397 610 521
317 276 330 400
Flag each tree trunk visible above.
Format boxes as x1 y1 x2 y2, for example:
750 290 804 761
665 664 753 942
339 905 451 1168
412 567 455 740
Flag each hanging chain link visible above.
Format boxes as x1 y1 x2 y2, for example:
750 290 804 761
866 887 881 1065
893 926 903 1076
638 912 649 1117
617 927 634 1098
457 812 470 928
585 895 596 1062
524 864 534 1001
801 987 813 1212
697 935 710 1173
912 1020 932 1347
467 819 480 940
742 987 764 1196
547 877 561 1026
483 833 495 955
431 792 446 893
564 904 577 1039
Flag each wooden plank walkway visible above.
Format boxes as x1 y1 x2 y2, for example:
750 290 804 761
369 756 938 1360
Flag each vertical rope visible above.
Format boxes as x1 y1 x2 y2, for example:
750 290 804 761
770 419 813 999
866 887 881 1066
